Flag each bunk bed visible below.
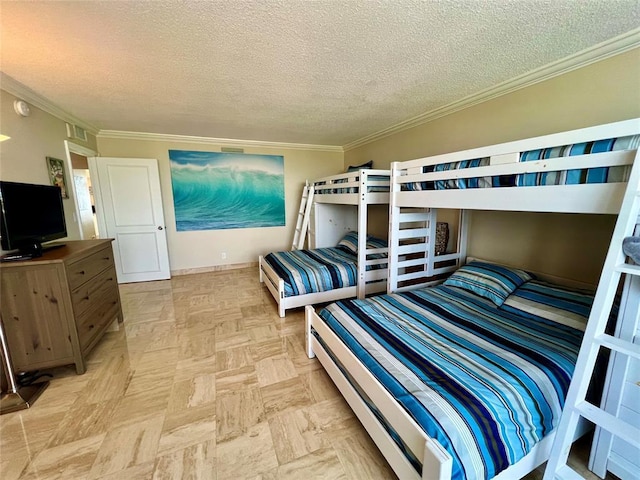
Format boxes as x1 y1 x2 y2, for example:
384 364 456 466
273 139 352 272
259 169 390 317
305 118 640 480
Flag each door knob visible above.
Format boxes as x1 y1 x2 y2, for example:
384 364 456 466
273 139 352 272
158 226 164 230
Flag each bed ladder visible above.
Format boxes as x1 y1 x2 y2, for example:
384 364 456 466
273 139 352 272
543 156 640 480
292 181 314 250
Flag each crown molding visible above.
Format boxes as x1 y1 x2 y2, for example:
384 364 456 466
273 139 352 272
97 130 344 152
343 28 640 151
0 72 100 135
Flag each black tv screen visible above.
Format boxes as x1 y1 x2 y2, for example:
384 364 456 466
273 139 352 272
0 181 67 252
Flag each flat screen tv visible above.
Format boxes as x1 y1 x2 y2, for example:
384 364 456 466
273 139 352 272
0 181 67 257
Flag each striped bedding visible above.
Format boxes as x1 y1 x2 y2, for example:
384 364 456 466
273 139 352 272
501 280 594 332
264 234 388 297
403 134 639 191
316 284 586 480
264 247 358 297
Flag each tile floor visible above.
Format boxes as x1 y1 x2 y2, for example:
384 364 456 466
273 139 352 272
1 267 606 479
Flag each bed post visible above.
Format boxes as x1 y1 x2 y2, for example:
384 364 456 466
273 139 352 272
427 208 438 277
305 305 316 358
458 210 470 264
388 162 400 293
357 169 368 298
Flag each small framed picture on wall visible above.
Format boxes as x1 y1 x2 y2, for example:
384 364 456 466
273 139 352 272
46 156 69 198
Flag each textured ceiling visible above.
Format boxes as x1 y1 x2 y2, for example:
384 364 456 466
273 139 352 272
1 1 639 146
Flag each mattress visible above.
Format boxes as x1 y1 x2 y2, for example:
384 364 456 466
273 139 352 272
264 233 388 298
402 134 639 191
264 247 358 297
316 284 586 480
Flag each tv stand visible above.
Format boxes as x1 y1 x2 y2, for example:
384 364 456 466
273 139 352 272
0 240 122 374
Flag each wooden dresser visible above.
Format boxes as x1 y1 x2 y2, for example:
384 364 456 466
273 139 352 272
0 239 123 374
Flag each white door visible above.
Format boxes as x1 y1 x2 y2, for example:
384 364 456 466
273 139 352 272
89 157 170 283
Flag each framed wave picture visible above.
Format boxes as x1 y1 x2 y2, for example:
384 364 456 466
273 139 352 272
169 150 285 231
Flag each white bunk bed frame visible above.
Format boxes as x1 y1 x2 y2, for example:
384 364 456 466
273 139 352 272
306 118 640 480
259 169 390 317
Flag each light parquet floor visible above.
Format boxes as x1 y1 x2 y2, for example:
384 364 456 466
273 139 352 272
1 267 604 479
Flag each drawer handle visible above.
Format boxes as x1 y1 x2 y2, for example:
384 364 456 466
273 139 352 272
84 295 90 301
78 270 85 275
103 257 110 261
88 324 94 330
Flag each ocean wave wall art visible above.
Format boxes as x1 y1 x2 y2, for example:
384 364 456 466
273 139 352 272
169 150 285 231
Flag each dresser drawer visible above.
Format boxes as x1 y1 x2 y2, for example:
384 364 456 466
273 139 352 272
76 283 121 350
67 246 114 290
71 266 118 318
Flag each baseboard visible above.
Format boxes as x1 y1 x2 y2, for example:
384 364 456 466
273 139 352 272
171 262 258 276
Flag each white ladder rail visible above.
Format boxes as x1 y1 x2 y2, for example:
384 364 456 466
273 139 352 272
543 153 640 480
292 182 314 250
589 267 640 476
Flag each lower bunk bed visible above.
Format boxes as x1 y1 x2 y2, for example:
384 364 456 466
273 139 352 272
259 231 387 317
305 260 594 479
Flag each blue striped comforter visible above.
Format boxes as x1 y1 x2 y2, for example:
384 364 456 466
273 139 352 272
317 285 583 480
264 247 358 297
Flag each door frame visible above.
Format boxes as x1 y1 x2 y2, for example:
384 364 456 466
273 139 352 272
64 141 97 240
87 156 108 245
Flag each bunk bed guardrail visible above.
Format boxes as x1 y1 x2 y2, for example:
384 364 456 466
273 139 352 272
312 168 391 205
390 119 640 214
387 118 640 293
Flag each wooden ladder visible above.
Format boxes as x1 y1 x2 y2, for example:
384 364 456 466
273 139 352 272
292 182 314 250
543 154 640 479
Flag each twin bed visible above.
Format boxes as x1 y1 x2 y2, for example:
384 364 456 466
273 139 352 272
259 169 390 317
300 119 640 479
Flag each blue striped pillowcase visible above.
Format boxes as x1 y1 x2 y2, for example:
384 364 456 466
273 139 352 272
443 261 533 306
337 231 359 254
366 235 387 249
501 280 594 330
337 231 387 255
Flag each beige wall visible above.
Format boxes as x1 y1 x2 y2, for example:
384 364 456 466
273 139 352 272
96 136 343 272
345 49 640 284
3 48 638 281
0 89 98 245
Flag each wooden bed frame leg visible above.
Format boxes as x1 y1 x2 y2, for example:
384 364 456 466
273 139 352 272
305 305 316 358
258 255 264 283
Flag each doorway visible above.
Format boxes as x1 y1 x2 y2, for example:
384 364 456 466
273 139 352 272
65 141 99 240
70 152 98 239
